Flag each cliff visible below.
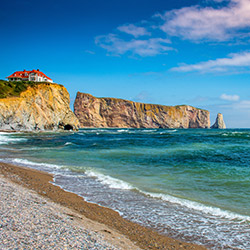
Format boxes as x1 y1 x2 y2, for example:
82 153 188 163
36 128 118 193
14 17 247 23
74 92 210 128
211 113 226 129
0 82 80 131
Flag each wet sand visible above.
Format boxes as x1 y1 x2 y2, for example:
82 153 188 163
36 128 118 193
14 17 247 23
0 162 206 250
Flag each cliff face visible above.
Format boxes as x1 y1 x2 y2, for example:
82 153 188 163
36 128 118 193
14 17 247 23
211 113 226 129
0 83 80 131
74 92 210 128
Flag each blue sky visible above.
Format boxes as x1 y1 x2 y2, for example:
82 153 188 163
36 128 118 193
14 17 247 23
1 0 250 127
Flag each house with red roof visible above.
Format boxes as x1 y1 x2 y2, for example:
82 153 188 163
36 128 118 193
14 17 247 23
7 69 53 83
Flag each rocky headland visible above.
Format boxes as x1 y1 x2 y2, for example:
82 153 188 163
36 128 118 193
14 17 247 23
74 92 210 129
0 82 79 131
0 80 226 131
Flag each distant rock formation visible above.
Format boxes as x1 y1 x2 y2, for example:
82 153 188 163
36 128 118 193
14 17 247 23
74 92 210 129
0 83 80 131
211 113 226 129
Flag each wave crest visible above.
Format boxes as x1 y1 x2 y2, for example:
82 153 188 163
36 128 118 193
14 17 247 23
85 170 134 190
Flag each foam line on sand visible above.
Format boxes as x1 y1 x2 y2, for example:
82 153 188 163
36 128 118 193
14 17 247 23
0 162 206 250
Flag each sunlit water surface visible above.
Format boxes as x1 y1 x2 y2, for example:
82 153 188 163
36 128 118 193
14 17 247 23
1 128 249 249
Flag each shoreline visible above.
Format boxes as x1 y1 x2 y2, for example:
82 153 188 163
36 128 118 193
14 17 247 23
0 173 139 249
0 162 206 250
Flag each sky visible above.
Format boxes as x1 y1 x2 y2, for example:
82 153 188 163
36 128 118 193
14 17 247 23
1 0 250 128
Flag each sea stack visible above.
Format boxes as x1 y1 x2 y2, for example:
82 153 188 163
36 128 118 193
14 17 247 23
211 113 226 129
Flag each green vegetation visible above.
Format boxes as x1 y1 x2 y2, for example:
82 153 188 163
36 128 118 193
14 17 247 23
0 80 48 98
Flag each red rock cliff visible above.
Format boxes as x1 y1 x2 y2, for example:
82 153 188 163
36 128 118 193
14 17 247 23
74 92 210 128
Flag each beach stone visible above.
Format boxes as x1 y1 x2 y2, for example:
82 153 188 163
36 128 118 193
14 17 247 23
0 175 128 250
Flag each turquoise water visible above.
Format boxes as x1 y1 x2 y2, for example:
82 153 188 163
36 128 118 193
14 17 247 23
0 129 250 249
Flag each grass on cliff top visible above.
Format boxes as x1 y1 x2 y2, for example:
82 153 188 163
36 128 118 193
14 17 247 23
0 80 59 99
0 80 38 98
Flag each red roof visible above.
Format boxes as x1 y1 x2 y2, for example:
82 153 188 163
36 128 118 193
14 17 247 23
7 69 52 81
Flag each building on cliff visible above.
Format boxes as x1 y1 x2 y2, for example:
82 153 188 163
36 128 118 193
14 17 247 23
7 69 53 83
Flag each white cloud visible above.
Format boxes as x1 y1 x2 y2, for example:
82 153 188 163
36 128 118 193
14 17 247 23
220 93 240 101
235 100 250 107
234 100 250 108
95 34 173 57
85 50 95 55
160 0 250 41
117 24 151 37
95 0 250 57
220 99 250 110
133 91 152 102
171 51 250 72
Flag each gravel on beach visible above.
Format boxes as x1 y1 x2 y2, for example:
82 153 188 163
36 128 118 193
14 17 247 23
0 163 206 250
0 175 138 250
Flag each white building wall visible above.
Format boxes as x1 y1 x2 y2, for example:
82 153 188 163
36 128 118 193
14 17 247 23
8 71 53 83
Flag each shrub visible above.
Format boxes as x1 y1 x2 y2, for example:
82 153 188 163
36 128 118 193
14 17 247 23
0 80 38 98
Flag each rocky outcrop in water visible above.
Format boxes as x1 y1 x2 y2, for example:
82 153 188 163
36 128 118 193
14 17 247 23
74 92 210 128
211 113 226 129
0 83 80 131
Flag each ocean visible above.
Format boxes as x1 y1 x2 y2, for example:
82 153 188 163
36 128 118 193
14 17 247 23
0 128 249 249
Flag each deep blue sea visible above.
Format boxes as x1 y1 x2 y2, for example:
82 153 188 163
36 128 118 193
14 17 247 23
0 129 249 249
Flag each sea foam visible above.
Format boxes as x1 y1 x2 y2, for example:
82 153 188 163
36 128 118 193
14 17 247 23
10 158 63 170
144 191 250 222
7 156 250 222
0 133 26 145
85 170 134 190
84 169 250 222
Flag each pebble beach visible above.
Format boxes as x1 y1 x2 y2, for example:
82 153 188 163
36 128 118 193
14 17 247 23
0 162 206 250
0 174 140 250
